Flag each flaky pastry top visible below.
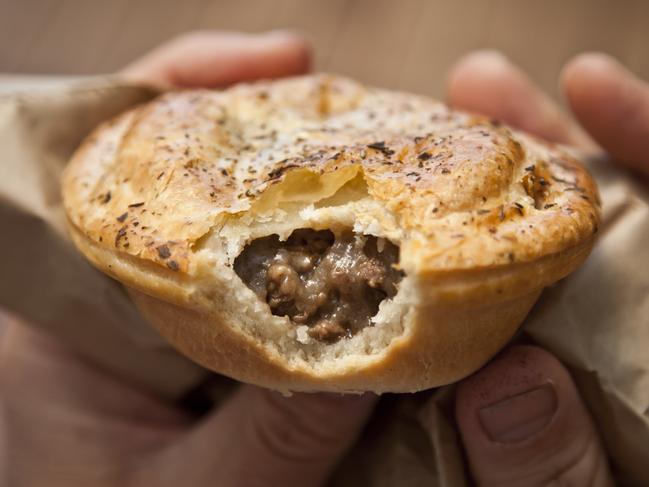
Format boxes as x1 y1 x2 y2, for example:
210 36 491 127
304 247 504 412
63 74 599 276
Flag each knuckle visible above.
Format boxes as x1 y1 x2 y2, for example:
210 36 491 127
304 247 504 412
248 391 343 464
542 430 607 487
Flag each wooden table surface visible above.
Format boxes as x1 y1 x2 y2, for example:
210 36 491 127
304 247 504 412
1 0 648 100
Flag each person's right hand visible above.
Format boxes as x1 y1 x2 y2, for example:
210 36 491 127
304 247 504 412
447 50 649 486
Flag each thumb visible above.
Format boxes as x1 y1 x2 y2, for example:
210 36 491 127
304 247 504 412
455 345 613 486
143 385 377 486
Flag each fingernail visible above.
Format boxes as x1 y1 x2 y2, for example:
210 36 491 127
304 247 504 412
263 30 302 42
478 383 558 443
463 49 511 68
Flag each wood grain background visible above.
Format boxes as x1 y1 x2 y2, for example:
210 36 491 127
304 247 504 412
1 0 648 100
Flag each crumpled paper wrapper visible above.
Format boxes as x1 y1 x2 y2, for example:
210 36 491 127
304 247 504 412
0 76 208 399
1 77 647 486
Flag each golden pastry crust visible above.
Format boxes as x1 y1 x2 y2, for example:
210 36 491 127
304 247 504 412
62 74 600 393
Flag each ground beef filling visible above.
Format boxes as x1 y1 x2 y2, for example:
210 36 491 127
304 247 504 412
234 229 403 342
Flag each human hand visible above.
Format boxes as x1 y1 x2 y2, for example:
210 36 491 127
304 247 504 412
0 31 377 487
446 50 649 486
4 31 640 487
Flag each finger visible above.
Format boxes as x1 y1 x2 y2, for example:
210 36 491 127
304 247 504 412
447 50 596 151
455 345 613 486
121 30 311 89
144 385 377 487
562 52 649 177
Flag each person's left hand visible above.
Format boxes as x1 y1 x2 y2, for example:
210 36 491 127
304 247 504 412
0 31 378 487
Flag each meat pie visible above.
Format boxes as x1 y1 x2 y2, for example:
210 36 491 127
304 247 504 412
62 74 600 393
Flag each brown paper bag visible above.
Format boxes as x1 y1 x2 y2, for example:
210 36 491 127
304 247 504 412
0 77 208 399
1 77 647 485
